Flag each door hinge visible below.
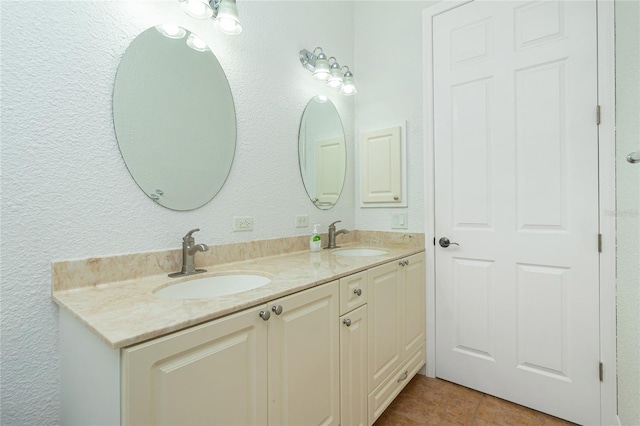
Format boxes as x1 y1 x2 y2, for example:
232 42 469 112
598 234 602 253
599 362 604 381
596 105 601 125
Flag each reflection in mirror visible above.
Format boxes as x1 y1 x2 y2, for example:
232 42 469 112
113 25 236 211
298 96 346 209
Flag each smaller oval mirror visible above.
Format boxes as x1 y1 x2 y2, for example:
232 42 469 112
113 25 236 211
298 97 346 209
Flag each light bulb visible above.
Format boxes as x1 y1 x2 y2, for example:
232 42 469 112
155 23 186 39
313 53 330 81
339 71 357 96
186 33 208 52
214 17 242 35
214 0 242 35
180 0 213 19
326 66 344 89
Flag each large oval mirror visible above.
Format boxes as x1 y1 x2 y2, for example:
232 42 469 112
113 25 236 211
298 97 346 209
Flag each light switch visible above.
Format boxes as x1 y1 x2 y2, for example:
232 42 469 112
391 212 408 229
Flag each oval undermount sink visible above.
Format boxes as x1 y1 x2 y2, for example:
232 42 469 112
333 249 388 257
155 274 271 300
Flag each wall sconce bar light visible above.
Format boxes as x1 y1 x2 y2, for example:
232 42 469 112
299 47 357 96
179 0 242 35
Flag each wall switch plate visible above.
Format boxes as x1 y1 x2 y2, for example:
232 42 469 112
391 212 408 229
233 216 254 232
295 215 309 228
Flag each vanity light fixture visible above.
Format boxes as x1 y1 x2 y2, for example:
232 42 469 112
179 0 243 35
299 47 356 95
155 23 187 39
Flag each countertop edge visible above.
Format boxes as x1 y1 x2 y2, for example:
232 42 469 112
54 245 425 350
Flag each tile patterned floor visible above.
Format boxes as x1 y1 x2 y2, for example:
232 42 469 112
374 375 575 426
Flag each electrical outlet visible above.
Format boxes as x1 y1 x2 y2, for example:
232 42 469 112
391 212 408 229
233 216 254 232
295 215 309 228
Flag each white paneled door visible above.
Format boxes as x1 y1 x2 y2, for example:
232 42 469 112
433 1 600 424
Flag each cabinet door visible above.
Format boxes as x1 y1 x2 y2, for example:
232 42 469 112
268 281 340 426
360 126 402 204
340 305 368 426
122 306 268 426
402 253 426 359
367 261 403 392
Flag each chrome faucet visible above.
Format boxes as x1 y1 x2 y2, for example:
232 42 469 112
168 228 209 277
325 220 350 249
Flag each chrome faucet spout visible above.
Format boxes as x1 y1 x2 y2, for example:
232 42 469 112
169 229 209 277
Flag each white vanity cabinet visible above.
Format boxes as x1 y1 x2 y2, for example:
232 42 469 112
59 251 425 426
122 281 339 426
367 253 426 425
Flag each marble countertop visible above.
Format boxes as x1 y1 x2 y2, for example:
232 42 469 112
53 241 424 349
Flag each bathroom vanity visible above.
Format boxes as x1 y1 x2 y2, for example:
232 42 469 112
54 234 425 426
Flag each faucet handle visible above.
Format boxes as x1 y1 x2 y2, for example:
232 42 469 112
183 228 200 241
329 220 341 229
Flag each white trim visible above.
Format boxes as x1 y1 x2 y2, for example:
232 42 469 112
596 1 618 424
422 1 618 423
422 0 473 379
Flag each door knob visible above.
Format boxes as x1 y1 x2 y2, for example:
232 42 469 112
272 305 283 315
343 318 352 327
439 237 460 248
259 310 271 321
353 288 362 296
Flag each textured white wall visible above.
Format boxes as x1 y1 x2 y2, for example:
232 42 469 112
0 1 354 423
615 1 640 424
353 1 436 232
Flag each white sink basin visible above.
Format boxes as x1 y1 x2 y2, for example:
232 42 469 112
155 274 271 300
333 249 388 257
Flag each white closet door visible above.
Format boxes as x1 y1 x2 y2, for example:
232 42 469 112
433 1 600 424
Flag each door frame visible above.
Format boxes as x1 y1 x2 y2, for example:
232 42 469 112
421 1 617 424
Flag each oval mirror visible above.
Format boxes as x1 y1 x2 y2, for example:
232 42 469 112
113 25 236 211
298 97 346 209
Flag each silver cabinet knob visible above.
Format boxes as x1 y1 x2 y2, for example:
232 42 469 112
439 237 460 248
259 310 271 321
353 288 362 296
399 260 409 267
393 196 399 200
272 305 283 315
396 370 409 383
343 318 352 327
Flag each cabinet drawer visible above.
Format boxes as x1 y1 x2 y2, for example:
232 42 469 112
367 343 425 426
339 271 367 316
